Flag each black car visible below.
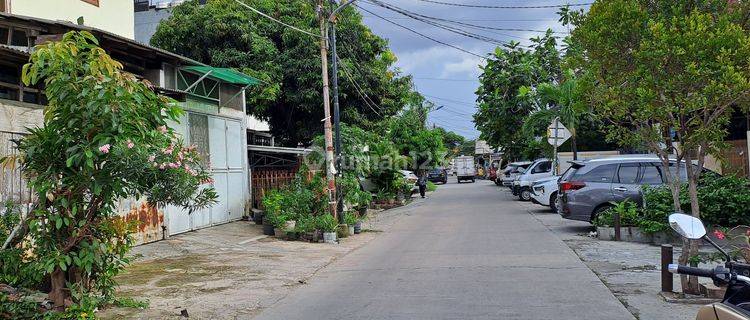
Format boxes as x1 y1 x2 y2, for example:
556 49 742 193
427 168 448 184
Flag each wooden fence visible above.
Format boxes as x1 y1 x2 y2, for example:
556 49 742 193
722 139 749 178
251 168 298 209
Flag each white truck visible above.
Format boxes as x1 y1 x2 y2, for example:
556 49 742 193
454 156 476 183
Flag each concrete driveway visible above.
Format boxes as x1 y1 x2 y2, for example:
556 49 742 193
254 180 635 320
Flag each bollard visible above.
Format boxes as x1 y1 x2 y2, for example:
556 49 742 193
613 211 621 241
661 244 673 292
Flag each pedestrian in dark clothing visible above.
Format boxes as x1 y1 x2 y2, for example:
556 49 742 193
417 170 427 198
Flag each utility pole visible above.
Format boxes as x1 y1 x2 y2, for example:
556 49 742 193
329 0 356 223
318 0 337 219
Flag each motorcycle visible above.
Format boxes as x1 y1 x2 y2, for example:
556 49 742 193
668 213 750 320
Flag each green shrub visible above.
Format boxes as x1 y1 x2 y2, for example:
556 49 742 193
343 212 358 225
641 175 750 229
426 181 438 192
593 200 640 227
316 214 339 232
262 167 330 228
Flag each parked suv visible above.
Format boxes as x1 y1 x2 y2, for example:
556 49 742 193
558 156 690 223
513 159 553 201
427 167 448 184
500 161 532 187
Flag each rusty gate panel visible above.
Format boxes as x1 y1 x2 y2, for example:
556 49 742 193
117 199 165 245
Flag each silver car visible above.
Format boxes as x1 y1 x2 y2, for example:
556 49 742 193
558 156 690 223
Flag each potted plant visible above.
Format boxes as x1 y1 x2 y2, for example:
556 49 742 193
317 214 338 244
354 212 366 234
344 212 357 236
253 209 264 225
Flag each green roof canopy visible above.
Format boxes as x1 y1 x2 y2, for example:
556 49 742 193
182 66 260 86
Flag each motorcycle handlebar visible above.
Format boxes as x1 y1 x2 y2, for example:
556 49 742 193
668 264 715 278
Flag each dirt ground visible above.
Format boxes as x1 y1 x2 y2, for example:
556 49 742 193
98 203 414 320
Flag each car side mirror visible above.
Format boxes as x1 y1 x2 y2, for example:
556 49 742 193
668 213 706 240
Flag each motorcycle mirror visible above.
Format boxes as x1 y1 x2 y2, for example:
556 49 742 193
668 213 707 240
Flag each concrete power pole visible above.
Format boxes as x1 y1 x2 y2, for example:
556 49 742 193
318 0 338 218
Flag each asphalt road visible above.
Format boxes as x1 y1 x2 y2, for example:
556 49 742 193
254 179 635 320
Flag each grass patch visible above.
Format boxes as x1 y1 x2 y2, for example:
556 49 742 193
426 181 438 192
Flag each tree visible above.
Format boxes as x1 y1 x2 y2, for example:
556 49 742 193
151 0 415 146
13 31 217 312
535 69 588 160
566 0 750 293
434 127 466 158
387 105 448 171
474 34 560 161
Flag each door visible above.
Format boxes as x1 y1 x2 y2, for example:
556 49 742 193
611 163 642 204
226 120 245 221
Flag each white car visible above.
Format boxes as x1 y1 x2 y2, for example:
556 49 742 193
514 159 553 201
530 176 560 212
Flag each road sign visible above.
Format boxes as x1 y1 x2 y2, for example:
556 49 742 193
547 119 571 146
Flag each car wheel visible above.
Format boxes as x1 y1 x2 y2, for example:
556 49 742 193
549 192 558 212
471 179 475 183
590 204 613 223
519 188 532 201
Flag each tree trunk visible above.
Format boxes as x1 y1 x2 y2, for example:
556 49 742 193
571 126 578 160
48 268 69 310
678 151 702 295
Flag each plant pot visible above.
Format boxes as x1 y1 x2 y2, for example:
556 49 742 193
387 199 395 205
348 225 355 236
358 207 368 216
323 232 337 244
354 221 362 234
301 232 314 242
262 223 275 236
274 228 284 239
284 220 296 232
253 211 264 225
286 232 300 241
313 230 323 243
338 224 350 238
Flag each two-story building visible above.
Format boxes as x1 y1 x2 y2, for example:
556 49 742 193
0 11 258 244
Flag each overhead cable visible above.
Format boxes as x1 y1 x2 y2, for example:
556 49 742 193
233 0 320 38
413 0 593 9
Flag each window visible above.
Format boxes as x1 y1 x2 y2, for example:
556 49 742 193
641 163 665 184
532 161 551 174
617 164 640 184
0 28 8 45
10 29 27 47
576 164 617 183
188 113 210 167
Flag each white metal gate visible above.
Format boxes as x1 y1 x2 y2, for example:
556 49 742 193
165 110 247 236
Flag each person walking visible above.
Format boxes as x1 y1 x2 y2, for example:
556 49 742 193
417 170 427 198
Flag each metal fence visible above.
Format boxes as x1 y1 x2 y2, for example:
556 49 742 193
0 131 32 205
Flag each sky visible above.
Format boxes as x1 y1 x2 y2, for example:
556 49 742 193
355 0 591 140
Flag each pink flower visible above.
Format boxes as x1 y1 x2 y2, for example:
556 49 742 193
714 230 726 240
148 155 156 162
159 163 166 170
158 126 168 134
152 162 158 167
98 144 111 154
746 229 750 237
163 147 173 155
126 140 134 149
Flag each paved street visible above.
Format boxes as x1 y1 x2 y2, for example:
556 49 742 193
254 180 635 320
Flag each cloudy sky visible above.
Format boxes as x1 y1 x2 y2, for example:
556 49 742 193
355 0 591 139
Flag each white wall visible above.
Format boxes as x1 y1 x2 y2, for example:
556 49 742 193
10 0 135 39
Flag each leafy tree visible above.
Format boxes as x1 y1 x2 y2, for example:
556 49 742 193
10 31 217 313
474 34 559 161
434 127 466 158
387 105 447 171
566 0 750 293
151 0 415 146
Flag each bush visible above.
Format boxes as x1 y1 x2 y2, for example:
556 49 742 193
262 167 329 228
316 214 339 232
592 200 640 227
426 181 438 192
641 175 750 230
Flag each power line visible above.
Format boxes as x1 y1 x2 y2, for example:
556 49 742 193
355 4 487 59
422 94 477 107
363 0 518 47
413 0 592 9
335 53 385 118
413 77 477 82
368 0 565 34
233 0 320 38
361 15 559 22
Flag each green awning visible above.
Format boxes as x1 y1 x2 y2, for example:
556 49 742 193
181 66 260 86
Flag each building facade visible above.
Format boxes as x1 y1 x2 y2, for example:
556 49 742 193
0 12 256 244
2 0 135 39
